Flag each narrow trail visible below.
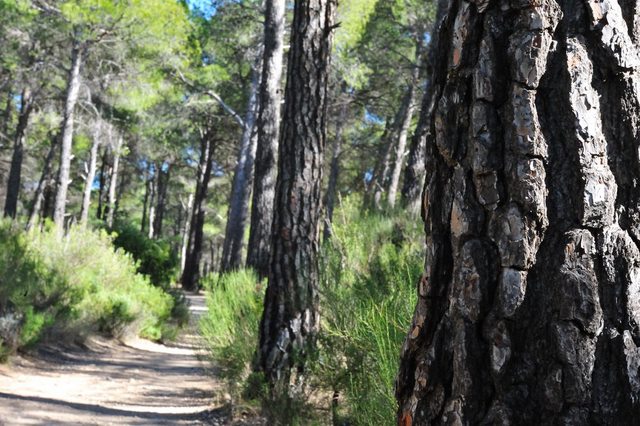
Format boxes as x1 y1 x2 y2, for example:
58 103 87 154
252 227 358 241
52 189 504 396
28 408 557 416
0 293 230 425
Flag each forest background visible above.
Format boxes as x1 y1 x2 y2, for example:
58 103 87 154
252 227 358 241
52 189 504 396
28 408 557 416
0 0 435 423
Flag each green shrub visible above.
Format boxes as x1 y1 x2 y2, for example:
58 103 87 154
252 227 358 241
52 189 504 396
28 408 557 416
30 225 176 341
109 221 178 289
200 269 264 395
317 196 423 425
20 307 55 348
0 220 180 358
0 222 72 355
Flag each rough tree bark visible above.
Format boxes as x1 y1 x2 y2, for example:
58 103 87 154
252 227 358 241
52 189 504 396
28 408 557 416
220 62 261 272
396 1 640 424
387 41 423 209
257 0 336 395
53 43 83 232
246 0 286 278
79 121 101 226
181 129 215 291
26 134 57 231
4 87 34 218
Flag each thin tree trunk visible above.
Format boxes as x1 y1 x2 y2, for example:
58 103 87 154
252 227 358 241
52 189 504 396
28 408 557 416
386 41 423 208
106 134 121 228
79 122 100 226
368 120 395 210
401 0 447 214
397 1 640 423
246 0 286 278
140 161 152 234
115 161 128 215
180 192 194 274
96 147 107 220
153 162 171 238
257 0 336 396
220 63 261 272
4 87 34 218
323 83 348 240
147 165 156 238
401 83 430 215
26 134 58 231
147 205 155 238
181 131 215 291
53 43 83 232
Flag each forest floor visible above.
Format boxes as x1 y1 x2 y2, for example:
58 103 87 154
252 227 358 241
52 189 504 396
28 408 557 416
0 293 261 425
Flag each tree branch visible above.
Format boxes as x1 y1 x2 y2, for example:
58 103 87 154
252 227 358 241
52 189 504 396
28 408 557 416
174 70 245 128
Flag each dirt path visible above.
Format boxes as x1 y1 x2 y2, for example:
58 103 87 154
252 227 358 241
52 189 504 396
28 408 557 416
0 293 229 425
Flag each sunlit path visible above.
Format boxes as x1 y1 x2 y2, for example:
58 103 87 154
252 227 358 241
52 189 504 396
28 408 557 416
0 293 225 425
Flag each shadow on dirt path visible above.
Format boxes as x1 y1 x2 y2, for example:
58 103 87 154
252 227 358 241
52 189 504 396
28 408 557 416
0 293 228 425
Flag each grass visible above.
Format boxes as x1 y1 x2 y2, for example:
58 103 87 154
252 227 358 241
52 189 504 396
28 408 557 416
317 197 422 424
200 269 264 395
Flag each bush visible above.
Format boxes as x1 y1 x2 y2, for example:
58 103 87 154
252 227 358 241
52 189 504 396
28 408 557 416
0 220 180 358
0 222 73 353
30 225 176 340
200 270 264 396
316 197 423 425
109 221 178 289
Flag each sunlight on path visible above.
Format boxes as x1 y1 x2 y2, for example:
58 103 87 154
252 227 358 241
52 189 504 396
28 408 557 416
0 293 225 425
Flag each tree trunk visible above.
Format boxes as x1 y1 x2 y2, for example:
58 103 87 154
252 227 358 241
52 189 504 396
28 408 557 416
180 193 194 274
257 0 336 395
96 147 107 220
79 122 100 226
323 83 348 240
4 87 34 218
181 130 215 291
140 161 152 233
396 1 640 424
246 0 286 278
401 0 448 215
53 43 83 232
153 162 171 238
387 42 423 209
106 134 121 228
26 134 58 231
401 81 431 215
367 120 394 210
220 63 261 272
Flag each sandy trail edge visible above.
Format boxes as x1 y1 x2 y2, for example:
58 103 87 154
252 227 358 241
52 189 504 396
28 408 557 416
0 292 228 425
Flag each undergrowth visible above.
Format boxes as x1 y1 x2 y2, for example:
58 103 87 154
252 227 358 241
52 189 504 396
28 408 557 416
0 220 184 359
200 270 265 397
316 197 422 425
199 196 423 425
